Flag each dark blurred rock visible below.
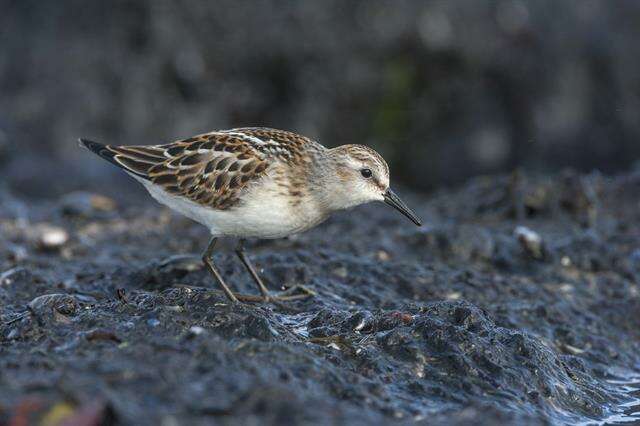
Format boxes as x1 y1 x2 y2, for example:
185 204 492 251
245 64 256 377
2 1 640 197
27 293 78 324
59 191 116 218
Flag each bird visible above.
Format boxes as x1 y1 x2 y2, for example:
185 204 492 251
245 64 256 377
79 127 422 303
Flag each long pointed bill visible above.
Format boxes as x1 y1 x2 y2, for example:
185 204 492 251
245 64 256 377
383 188 422 226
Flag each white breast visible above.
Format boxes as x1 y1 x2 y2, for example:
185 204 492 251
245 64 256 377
135 174 327 239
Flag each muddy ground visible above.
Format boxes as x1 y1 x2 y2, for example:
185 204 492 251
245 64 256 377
1 170 640 425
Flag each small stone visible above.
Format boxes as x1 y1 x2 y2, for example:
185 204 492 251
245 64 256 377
27 293 78 324
446 292 462 300
89 194 116 211
60 191 116 217
376 250 390 261
189 326 205 335
37 226 69 250
515 226 545 260
28 294 78 317
332 266 348 278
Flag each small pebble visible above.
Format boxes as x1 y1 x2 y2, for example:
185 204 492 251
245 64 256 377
446 292 462 300
515 226 545 259
89 194 116 211
377 250 390 261
37 226 69 250
189 326 205 335
332 267 348 278
60 191 116 216
28 294 78 317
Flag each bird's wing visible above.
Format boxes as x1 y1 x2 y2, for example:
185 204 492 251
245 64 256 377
81 128 323 210
93 131 275 210
226 127 321 164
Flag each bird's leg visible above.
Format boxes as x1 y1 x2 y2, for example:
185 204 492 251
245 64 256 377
202 237 239 303
201 237 275 303
235 239 315 302
235 239 272 301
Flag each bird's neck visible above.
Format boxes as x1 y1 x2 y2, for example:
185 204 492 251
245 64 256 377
307 148 355 213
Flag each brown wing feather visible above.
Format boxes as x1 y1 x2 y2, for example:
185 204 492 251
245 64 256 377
106 132 270 210
227 127 321 164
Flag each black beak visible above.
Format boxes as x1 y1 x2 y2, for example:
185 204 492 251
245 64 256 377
383 188 422 226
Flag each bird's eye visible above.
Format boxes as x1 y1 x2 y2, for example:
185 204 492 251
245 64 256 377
360 168 373 179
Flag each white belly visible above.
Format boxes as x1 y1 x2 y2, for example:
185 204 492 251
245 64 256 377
136 175 327 239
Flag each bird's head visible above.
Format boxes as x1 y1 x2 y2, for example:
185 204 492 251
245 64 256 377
324 144 422 226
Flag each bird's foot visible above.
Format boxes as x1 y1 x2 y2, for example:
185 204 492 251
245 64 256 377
272 284 316 301
224 285 316 304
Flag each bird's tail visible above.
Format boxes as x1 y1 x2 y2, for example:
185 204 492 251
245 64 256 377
78 138 121 168
78 138 157 180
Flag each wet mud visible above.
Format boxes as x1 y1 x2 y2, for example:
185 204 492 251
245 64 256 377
1 170 640 425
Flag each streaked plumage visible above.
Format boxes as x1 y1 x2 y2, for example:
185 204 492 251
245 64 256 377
80 127 421 303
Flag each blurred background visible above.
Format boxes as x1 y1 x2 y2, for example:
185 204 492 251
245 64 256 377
1 0 640 200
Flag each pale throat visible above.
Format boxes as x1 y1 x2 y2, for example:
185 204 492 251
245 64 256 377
306 170 364 214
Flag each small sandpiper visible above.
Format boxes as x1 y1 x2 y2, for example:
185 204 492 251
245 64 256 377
80 128 422 303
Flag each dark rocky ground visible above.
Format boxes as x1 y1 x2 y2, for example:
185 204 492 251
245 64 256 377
1 170 640 425
3 2 640 424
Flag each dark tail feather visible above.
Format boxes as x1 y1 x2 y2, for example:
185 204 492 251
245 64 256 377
78 138 149 179
78 138 118 165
